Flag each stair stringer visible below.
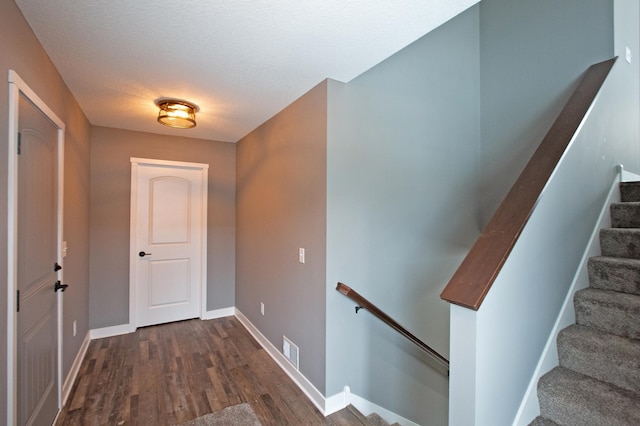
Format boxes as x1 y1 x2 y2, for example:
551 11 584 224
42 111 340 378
513 165 640 425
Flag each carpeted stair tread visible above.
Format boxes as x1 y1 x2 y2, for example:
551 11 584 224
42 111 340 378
538 367 640 426
557 324 640 393
528 416 560 426
588 256 640 295
599 228 640 259
620 181 640 202
611 202 640 228
574 288 640 339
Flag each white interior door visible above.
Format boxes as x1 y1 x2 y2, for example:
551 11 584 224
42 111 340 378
130 158 208 328
12 78 63 426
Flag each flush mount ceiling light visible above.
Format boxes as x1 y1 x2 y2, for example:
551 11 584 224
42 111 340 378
155 99 198 129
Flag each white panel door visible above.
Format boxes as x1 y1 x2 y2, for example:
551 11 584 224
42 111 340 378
131 159 208 328
17 94 60 426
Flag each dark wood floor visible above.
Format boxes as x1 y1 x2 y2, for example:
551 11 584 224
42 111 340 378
55 316 368 425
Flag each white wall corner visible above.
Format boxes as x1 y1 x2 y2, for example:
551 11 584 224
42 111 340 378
201 306 236 320
324 386 350 415
620 164 640 182
61 331 91 406
448 304 478 426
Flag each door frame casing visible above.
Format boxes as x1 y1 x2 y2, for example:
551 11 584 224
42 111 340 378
129 157 208 329
7 70 65 426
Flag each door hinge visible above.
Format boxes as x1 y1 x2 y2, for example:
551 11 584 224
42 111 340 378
17 132 21 155
16 290 20 312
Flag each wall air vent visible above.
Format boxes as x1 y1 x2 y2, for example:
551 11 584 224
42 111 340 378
282 335 299 370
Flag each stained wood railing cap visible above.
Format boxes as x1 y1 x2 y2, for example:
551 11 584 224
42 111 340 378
440 58 616 311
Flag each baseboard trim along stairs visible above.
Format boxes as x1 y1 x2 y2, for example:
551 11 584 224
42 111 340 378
530 181 640 425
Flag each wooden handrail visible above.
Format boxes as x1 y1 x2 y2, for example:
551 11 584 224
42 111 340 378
440 58 616 310
336 282 449 370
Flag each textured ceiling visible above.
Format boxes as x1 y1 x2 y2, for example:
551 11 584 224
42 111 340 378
15 0 478 142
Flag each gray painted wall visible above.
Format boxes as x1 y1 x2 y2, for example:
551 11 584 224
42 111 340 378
0 0 92 417
89 127 236 329
479 0 614 223
326 8 481 424
236 81 328 393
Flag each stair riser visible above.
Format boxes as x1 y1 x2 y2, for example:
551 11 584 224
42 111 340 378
575 293 640 339
557 328 640 394
539 394 625 426
620 182 640 202
611 203 640 228
599 229 640 259
588 258 640 295
538 368 640 426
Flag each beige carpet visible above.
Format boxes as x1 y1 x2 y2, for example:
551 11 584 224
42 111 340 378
177 403 262 426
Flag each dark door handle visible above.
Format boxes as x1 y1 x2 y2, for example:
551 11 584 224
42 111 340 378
139 251 152 257
54 262 62 271
54 281 69 292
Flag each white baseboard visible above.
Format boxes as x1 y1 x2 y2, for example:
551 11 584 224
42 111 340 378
89 323 135 339
234 309 332 414
325 387 350 416
201 306 236 320
62 331 90 406
513 166 640 425
619 164 640 182
233 310 414 424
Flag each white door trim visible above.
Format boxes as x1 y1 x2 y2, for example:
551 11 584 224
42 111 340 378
129 157 208 329
7 70 65 426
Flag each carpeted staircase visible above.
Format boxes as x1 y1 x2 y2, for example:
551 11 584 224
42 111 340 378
530 182 640 426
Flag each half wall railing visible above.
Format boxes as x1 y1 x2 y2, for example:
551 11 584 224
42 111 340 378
440 58 616 311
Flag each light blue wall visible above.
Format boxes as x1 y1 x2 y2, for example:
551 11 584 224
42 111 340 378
449 0 638 424
479 0 614 223
326 7 481 424
471 51 639 426
325 1 620 423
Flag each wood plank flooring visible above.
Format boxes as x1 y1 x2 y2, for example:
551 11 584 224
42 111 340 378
55 317 367 425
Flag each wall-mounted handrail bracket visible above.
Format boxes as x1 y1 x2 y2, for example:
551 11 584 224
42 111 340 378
336 282 449 372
